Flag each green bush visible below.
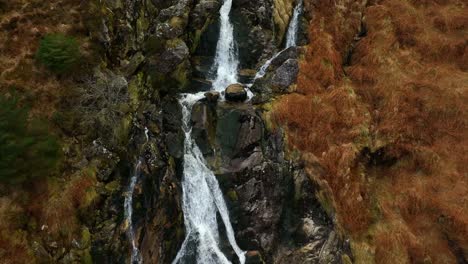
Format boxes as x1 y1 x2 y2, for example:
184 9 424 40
0 93 61 184
36 34 80 73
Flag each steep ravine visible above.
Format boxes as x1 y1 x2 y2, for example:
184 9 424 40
86 0 352 263
0 0 351 263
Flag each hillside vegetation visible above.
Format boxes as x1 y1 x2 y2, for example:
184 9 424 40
0 1 98 263
273 0 467 262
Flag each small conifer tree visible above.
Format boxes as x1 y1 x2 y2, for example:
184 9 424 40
0 93 60 183
36 34 80 73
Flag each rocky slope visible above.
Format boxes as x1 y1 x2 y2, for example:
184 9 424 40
0 0 466 264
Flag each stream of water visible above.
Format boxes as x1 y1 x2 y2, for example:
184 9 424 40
173 0 245 262
171 0 303 263
173 93 245 264
124 160 143 264
285 0 303 48
211 0 239 92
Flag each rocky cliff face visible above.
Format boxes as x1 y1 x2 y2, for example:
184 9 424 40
81 0 350 263
0 0 352 263
189 97 352 263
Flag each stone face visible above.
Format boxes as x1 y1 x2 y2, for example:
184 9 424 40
184 96 351 263
150 39 189 74
271 58 299 91
191 101 217 155
225 83 248 102
251 47 301 103
74 1 349 264
232 0 276 69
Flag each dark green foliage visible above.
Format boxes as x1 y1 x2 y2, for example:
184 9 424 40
0 93 60 184
36 34 80 73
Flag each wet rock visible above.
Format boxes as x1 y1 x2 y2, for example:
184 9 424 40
271 58 299 91
151 0 176 9
150 39 189 75
162 97 184 159
270 46 299 68
191 0 221 29
188 78 212 92
246 250 265 264
251 47 301 103
215 103 262 161
225 84 247 102
238 69 257 83
191 101 217 155
231 0 276 69
204 91 220 103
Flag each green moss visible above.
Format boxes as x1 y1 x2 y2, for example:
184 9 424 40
81 227 91 248
80 187 99 210
105 180 120 193
226 190 238 202
81 249 93 264
342 254 353 264
128 72 144 108
136 12 149 40
316 190 335 219
145 35 166 55
189 18 214 53
171 62 189 90
114 115 132 147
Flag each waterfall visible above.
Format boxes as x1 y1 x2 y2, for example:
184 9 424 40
248 0 303 86
211 0 239 92
172 93 245 264
124 160 143 264
124 127 150 264
285 0 303 48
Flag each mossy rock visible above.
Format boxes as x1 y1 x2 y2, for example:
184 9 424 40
145 35 166 55
104 180 120 193
226 189 238 202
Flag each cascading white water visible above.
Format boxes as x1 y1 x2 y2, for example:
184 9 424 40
285 0 303 48
211 0 239 92
124 160 143 264
172 93 245 264
172 0 245 262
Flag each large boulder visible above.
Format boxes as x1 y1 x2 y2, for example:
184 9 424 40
251 47 301 103
225 84 248 102
271 58 299 90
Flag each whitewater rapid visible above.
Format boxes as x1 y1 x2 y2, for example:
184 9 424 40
173 0 245 263
172 93 245 264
